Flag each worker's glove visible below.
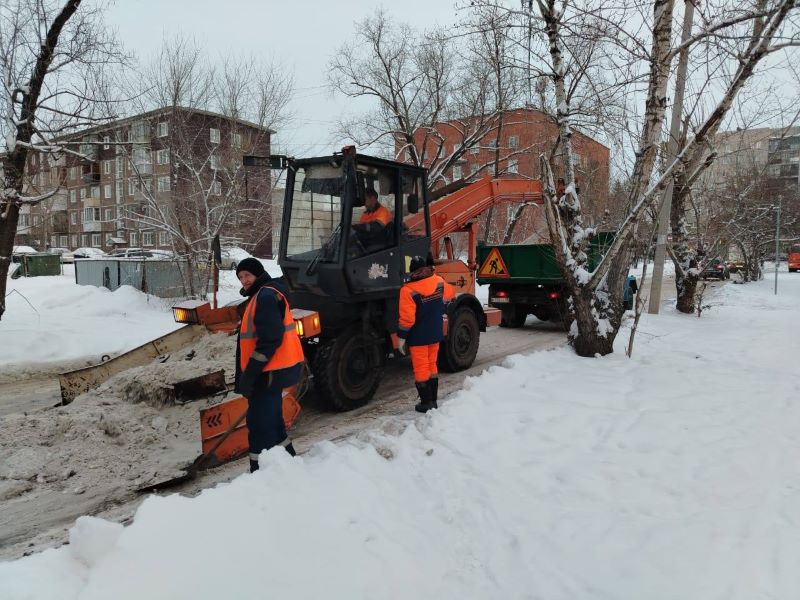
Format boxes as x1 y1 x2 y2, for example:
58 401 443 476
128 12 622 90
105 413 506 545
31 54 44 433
239 358 267 399
396 338 407 356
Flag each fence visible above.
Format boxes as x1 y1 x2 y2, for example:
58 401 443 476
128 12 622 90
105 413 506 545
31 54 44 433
75 259 208 298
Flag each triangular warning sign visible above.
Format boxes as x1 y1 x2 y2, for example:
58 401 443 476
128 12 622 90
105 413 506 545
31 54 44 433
478 248 510 278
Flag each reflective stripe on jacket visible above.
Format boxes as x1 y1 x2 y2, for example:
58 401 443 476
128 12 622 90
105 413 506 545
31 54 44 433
239 285 304 372
398 274 455 346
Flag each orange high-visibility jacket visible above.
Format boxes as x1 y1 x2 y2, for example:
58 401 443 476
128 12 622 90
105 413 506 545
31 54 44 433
239 285 304 372
398 273 455 346
360 204 392 226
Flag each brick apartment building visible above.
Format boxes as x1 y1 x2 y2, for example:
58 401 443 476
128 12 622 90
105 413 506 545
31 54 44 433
13 106 273 255
410 107 611 243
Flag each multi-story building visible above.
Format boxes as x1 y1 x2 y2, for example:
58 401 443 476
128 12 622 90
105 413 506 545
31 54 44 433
409 107 611 243
14 106 273 255
767 133 800 194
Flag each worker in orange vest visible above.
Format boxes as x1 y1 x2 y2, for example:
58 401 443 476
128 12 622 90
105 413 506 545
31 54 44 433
351 188 392 252
360 188 392 227
397 255 455 412
235 258 304 472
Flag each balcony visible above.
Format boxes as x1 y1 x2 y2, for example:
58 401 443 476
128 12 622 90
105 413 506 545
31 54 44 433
83 221 101 233
81 163 100 184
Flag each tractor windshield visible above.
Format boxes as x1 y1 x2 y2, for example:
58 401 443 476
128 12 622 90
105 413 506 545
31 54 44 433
285 163 344 261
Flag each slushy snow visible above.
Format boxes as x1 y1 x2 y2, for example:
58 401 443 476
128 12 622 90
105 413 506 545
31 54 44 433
2 271 799 599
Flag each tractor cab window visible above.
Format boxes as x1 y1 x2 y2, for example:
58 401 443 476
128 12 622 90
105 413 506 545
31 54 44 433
285 163 343 262
349 166 396 255
401 172 426 240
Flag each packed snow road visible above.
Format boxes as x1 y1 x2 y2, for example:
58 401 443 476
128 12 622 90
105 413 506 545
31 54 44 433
0 318 565 560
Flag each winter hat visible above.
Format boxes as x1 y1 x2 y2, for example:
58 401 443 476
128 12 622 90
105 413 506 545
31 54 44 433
409 255 427 272
236 257 266 277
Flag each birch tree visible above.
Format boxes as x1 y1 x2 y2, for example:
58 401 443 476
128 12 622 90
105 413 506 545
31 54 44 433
0 0 123 319
523 0 798 356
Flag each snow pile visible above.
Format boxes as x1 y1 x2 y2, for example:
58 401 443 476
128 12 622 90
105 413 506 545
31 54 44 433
0 333 235 504
0 267 181 379
2 274 799 599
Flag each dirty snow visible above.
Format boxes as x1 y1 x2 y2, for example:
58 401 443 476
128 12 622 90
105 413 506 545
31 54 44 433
2 271 799 599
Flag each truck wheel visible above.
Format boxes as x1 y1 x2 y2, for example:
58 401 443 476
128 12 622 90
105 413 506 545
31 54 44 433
312 326 383 411
438 306 480 372
500 306 526 328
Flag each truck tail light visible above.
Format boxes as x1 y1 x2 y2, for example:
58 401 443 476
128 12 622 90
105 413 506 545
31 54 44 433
548 291 559 300
496 291 507 297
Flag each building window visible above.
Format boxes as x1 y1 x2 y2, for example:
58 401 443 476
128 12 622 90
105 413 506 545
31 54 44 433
508 135 518 149
212 180 222 196
157 176 171 192
130 232 138 246
128 178 136 196
90 186 100 199
157 122 168 137
158 231 168 246
453 165 462 180
104 184 112 199
80 188 87 200
104 208 114 222
116 181 124 202
60 235 68 247
470 164 479 177
142 231 154 246
19 214 30 227
142 178 152 193
91 233 101 247
83 207 100 222
156 149 170 165
210 128 220 144
470 145 479 155
103 136 110 150
115 156 123 176
452 144 458 156
51 235 58 248
70 234 78 247
210 155 219 170
34 215 42 226
70 212 77 225
233 132 242 148
508 159 519 174
69 190 77 203
71 166 80 180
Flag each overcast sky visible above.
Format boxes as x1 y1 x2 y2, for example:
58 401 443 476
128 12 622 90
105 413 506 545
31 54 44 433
105 0 461 157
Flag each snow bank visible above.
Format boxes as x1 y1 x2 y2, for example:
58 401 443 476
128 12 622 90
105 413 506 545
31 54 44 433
1 267 181 378
2 274 800 599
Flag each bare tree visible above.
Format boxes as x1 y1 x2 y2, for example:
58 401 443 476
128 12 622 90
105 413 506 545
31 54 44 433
524 0 798 356
120 38 294 296
0 0 124 319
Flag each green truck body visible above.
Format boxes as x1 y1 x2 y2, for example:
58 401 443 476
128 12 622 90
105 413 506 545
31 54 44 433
476 233 615 327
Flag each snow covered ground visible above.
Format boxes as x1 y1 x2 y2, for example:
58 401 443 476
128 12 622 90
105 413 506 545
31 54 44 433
0 260 282 380
2 270 799 598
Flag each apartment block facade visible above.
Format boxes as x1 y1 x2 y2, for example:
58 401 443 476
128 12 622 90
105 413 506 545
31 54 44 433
14 107 273 255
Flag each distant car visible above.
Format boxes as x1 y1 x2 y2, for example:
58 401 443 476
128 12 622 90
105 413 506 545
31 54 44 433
148 249 176 259
73 247 107 259
48 247 75 263
12 245 38 255
108 247 153 258
220 246 253 270
726 260 745 274
701 259 730 280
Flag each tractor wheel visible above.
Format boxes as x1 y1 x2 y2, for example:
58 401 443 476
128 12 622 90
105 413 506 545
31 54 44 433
438 306 480 372
312 326 383 411
499 305 526 328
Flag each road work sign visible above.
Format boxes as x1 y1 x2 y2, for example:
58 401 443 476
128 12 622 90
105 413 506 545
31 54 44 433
478 248 510 278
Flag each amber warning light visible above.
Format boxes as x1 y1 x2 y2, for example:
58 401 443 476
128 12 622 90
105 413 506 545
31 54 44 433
171 299 211 324
292 309 322 338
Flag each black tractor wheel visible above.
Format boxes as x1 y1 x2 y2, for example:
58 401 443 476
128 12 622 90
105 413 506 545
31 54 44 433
312 326 383 411
499 305 526 328
438 306 480 372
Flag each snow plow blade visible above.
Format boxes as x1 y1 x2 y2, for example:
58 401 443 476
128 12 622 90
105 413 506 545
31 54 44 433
138 387 302 493
58 324 208 405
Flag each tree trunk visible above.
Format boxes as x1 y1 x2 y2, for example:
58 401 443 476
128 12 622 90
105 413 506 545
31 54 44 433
675 270 698 313
569 286 616 357
0 153 28 320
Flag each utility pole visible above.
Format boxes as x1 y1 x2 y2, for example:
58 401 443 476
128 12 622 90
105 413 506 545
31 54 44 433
774 196 782 295
649 0 695 314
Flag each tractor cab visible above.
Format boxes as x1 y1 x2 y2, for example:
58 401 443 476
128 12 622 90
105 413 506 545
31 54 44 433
278 147 431 330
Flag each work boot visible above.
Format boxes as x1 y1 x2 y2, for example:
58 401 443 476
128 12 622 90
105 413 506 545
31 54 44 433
415 380 435 413
249 459 259 473
429 377 439 409
285 443 297 457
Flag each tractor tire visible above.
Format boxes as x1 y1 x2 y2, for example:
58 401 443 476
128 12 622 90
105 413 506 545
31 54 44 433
499 305 526 328
438 306 480 373
312 326 383 411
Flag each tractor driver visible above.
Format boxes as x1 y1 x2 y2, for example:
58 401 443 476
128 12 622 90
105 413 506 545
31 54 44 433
352 188 393 252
